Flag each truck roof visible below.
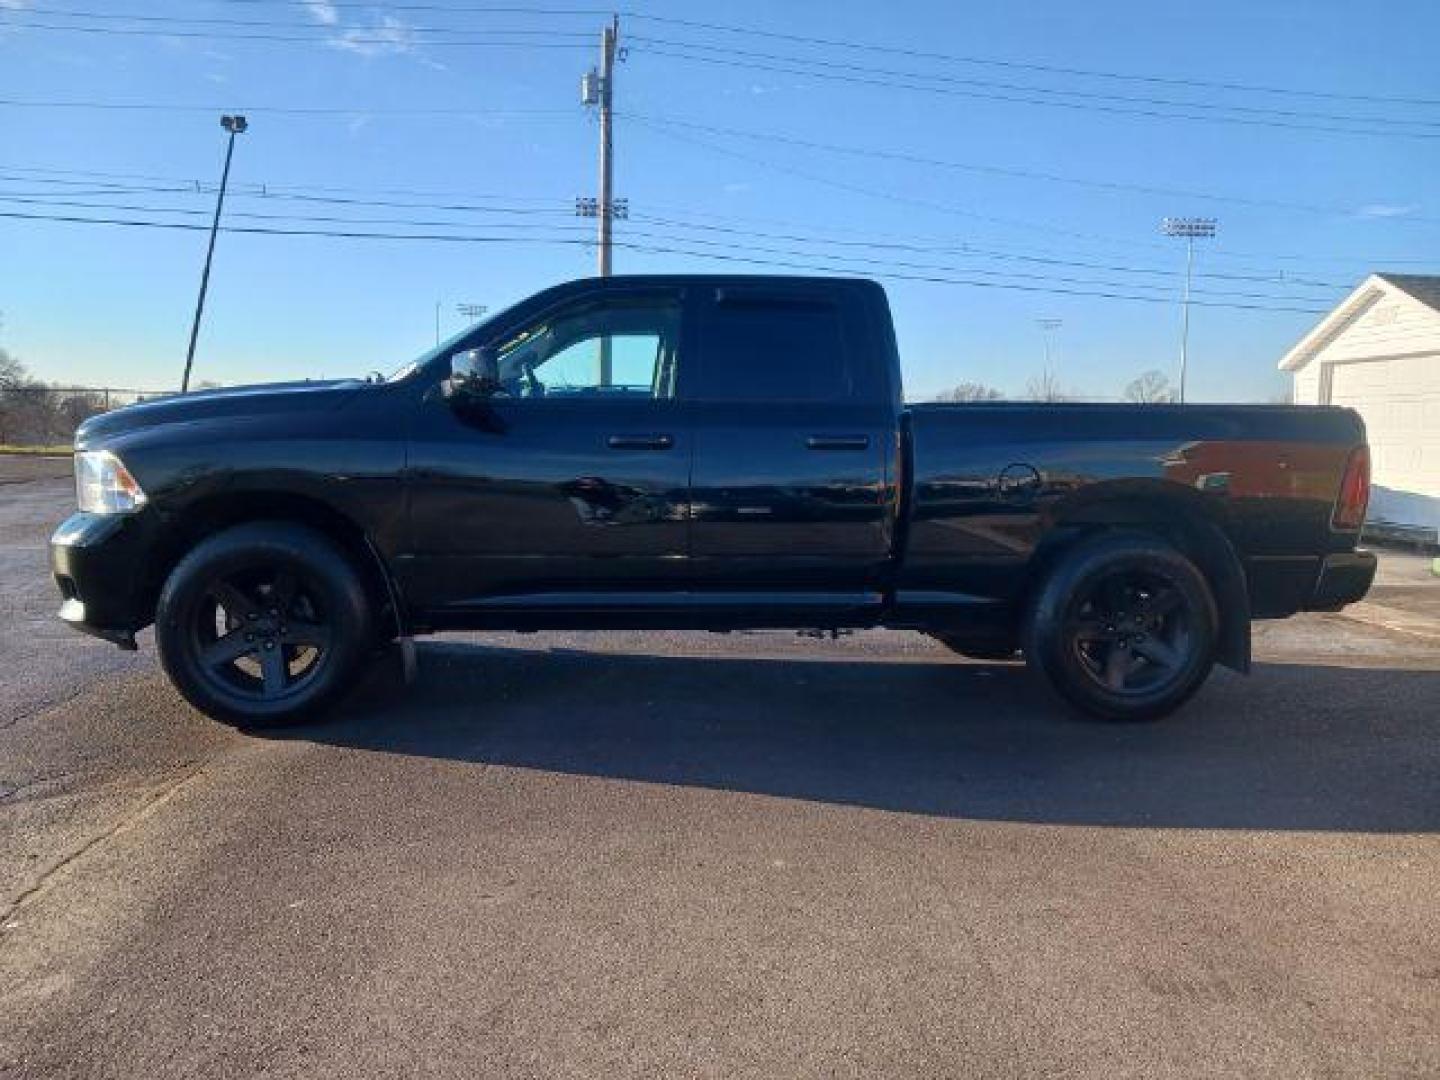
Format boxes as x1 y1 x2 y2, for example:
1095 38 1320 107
550 273 880 290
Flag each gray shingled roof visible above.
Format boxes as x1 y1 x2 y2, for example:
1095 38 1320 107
1377 274 1440 314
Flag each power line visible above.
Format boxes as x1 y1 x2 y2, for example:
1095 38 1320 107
629 117 1435 275
0 97 576 119
208 2 1436 109
0 194 596 232
626 113 1437 224
0 187 1350 294
0 165 576 205
626 213 1349 291
0 192 1338 301
19 5 596 34
0 18 594 47
621 11 1440 109
4 161 1432 272
629 36 1440 133
629 114 1178 250
219 0 608 14
21 8 1433 129
633 43 1440 141
0 207 1332 313
0 175 581 216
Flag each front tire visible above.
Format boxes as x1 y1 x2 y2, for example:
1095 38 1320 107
156 522 373 727
1024 531 1217 722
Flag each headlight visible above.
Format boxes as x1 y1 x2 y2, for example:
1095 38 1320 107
75 451 148 514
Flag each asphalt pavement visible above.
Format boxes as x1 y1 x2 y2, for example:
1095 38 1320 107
2 459 1437 1078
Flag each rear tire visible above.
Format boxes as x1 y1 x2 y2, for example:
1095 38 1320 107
1024 531 1217 722
156 522 373 727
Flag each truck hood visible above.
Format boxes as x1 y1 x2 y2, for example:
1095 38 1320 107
75 379 366 447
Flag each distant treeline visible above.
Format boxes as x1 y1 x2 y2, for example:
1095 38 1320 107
0 349 166 446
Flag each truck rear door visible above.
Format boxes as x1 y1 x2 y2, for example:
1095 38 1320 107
686 284 896 600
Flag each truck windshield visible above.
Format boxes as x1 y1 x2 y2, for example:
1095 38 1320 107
385 313 500 382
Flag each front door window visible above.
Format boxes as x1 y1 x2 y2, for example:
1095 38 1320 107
492 298 681 400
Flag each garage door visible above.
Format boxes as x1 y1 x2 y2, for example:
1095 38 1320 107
1328 355 1440 528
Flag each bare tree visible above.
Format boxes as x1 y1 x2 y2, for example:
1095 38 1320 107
935 381 1004 402
1024 371 1068 402
0 348 29 444
0 347 24 390
1123 370 1177 404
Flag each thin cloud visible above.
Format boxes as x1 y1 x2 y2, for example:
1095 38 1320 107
330 15 416 57
0 0 27 36
301 0 339 26
1356 203 1418 220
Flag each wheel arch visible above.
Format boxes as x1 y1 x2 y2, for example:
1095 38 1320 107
146 492 404 641
1033 480 1251 673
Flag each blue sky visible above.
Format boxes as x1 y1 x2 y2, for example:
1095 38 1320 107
1 0 1436 401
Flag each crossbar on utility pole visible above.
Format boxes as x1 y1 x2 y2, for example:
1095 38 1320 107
182 114 247 392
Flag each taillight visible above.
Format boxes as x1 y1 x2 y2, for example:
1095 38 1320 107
1332 445 1370 531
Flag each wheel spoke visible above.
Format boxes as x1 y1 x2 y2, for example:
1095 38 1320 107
210 580 258 620
1067 615 1113 643
1101 574 1130 617
1143 586 1183 619
258 645 288 697
1133 635 1181 671
282 619 331 649
1103 642 1132 690
269 569 299 616
202 630 254 668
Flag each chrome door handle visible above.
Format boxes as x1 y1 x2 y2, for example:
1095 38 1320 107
806 434 870 450
606 433 674 450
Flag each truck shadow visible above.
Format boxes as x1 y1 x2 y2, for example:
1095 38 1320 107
294 642 1440 833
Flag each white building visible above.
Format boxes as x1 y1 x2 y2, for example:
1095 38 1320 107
1280 273 1440 540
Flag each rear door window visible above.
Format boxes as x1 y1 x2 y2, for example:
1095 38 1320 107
693 290 855 403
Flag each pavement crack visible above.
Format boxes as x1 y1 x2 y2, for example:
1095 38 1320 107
0 771 74 804
0 764 209 929
1 684 91 731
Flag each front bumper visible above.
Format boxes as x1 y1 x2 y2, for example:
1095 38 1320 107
1308 549 1378 612
50 511 157 649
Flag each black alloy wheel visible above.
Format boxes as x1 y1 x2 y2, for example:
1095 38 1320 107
156 522 373 726
1025 531 1218 721
1065 568 1193 696
191 565 333 704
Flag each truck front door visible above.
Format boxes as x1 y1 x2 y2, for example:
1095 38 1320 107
404 286 692 620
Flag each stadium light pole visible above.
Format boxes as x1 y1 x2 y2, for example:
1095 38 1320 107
456 302 488 325
1161 216 1217 403
1037 318 1062 373
182 114 247 393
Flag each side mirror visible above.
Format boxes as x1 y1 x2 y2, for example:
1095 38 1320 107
442 347 500 400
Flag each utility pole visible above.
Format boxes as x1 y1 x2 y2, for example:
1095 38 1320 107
578 16 624 385
1161 217 1217 404
182 114 247 392
597 14 618 278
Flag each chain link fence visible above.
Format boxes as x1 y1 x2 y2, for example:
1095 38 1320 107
0 386 170 448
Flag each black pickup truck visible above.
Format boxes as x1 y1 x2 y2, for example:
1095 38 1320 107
52 274 1375 726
